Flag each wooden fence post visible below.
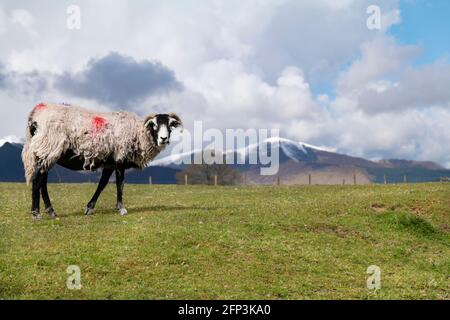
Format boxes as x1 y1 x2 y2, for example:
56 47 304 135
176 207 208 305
403 175 407 183
54 166 62 183
184 174 188 185
277 176 280 186
214 175 218 186
308 174 312 185
353 172 356 185
243 173 246 186
384 174 387 185
148 176 152 185
342 179 345 185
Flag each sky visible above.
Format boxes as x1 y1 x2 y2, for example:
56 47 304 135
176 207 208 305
0 0 449 166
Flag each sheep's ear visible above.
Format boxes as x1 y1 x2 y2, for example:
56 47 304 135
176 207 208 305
168 113 183 131
144 114 157 129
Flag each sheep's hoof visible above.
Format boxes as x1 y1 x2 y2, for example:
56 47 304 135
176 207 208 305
84 207 95 215
31 210 42 220
45 207 58 218
118 208 128 216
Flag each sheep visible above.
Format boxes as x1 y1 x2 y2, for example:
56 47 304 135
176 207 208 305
22 102 182 219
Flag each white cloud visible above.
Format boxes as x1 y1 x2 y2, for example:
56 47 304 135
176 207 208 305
0 8 7 35
10 9 34 29
381 8 401 31
336 37 419 98
0 0 450 167
358 61 450 113
0 134 22 147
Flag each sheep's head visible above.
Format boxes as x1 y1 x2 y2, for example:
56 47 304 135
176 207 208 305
144 113 183 147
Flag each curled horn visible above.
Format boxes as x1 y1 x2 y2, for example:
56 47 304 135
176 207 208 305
168 113 183 131
144 113 157 128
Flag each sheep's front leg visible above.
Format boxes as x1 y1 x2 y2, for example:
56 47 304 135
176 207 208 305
115 167 128 216
85 168 114 215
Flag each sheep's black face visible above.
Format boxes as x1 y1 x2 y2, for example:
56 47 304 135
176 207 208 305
145 113 182 147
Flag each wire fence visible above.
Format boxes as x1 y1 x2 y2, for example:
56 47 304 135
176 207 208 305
146 173 450 186
43 165 450 186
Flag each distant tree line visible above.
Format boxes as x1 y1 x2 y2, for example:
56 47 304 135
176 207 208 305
176 163 242 185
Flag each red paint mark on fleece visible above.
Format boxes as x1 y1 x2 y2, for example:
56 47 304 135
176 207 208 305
34 103 46 110
91 116 108 134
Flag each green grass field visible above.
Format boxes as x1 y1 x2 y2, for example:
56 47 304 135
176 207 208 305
0 182 449 299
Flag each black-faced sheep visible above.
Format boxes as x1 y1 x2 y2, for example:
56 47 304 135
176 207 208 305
22 102 182 219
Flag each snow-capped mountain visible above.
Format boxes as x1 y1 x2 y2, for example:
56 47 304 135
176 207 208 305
150 137 335 167
149 137 449 184
0 135 448 184
0 135 23 148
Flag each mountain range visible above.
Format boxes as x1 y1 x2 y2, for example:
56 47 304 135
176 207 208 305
1 137 449 184
0 142 179 184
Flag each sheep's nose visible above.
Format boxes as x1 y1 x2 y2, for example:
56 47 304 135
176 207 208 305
160 137 168 142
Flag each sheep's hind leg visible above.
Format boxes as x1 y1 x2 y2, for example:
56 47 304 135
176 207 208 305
31 171 44 220
115 167 128 216
85 168 113 215
41 172 57 218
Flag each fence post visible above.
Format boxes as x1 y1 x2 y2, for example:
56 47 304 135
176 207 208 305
148 176 152 185
184 174 188 185
54 166 62 183
403 175 407 183
308 174 312 185
342 179 345 185
277 176 280 186
243 173 246 186
214 175 218 186
353 172 356 185
384 174 387 185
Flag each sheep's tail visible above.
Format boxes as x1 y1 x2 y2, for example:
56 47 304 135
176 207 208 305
22 119 36 186
22 106 69 185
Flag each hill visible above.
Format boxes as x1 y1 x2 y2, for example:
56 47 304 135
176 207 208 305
152 138 450 184
1 137 449 184
0 142 179 184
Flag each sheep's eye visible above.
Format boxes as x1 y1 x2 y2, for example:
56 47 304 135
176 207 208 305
169 121 178 128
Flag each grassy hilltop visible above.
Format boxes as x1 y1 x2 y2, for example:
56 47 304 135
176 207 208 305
0 183 449 299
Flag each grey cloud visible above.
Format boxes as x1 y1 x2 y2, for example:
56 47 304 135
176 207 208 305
0 63 49 93
0 72 6 88
251 0 399 84
358 62 450 114
55 52 181 108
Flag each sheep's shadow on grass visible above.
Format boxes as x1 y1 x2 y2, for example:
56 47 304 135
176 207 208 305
64 204 220 217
